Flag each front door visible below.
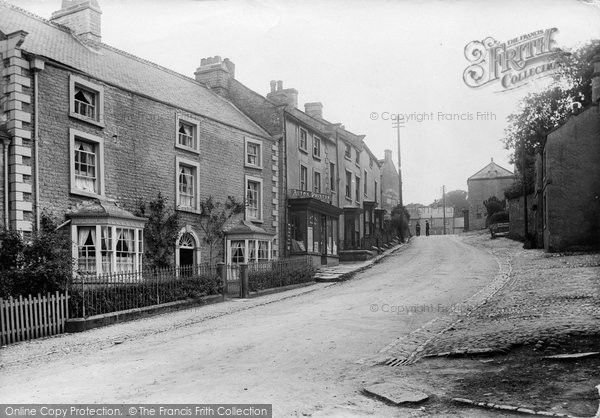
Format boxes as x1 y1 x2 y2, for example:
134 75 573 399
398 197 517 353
179 248 194 267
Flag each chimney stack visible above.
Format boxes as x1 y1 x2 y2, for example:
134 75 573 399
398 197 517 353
50 0 102 44
384 149 393 161
592 54 600 103
266 80 298 108
304 102 323 120
194 56 235 97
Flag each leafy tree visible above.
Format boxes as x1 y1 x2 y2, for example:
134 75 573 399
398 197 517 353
428 190 468 214
136 193 180 269
198 196 244 265
503 41 600 192
483 196 506 225
390 205 411 241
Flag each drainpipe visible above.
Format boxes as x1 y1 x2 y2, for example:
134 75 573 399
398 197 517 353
33 68 40 231
3 139 9 228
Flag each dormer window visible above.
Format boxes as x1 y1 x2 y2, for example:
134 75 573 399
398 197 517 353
69 75 104 127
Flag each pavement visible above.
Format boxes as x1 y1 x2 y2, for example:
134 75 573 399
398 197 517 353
314 239 408 282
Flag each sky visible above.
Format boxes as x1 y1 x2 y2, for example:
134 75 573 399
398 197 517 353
15 0 600 204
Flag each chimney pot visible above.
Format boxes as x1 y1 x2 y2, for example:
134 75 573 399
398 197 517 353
304 102 323 120
385 149 392 160
277 80 283 91
50 0 102 44
270 80 276 94
195 56 235 97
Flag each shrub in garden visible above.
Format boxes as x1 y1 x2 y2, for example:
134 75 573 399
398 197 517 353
248 259 316 292
0 213 72 298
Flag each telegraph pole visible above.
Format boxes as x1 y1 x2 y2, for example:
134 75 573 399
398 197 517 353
395 117 404 208
521 139 528 243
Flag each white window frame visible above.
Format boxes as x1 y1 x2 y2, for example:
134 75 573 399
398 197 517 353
176 157 201 214
300 164 308 191
345 169 352 200
245 175 263 222
69 128 105 198
69 75 104 127
313 136 321 159
364 169 368 197
313 170 321 194
175 115 200 154
245 137 263 169
344 143 352 160
355 148 361 166
355 174 361 203
72 225 143 275
299 127 308 152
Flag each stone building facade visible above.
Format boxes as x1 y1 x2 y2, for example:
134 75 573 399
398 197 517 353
467 159 514 230
195 58 395 265
0 0 277 272
379 149 400 216
541 103 600 251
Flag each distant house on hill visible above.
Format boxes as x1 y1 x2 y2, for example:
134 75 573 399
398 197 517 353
467 159 514 230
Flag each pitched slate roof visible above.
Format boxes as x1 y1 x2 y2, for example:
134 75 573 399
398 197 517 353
0 1 269 139
468 158 514 181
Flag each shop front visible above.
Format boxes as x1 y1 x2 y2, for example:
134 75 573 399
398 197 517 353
287 192 342 266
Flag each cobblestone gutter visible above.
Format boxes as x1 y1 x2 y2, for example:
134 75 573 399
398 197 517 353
373 237 516 367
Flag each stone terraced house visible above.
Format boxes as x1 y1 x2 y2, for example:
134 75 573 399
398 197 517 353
0 0 278 273
193 61 396 265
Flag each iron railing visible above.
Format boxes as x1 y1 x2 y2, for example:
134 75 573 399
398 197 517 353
247 256 315 293
69 264 221 318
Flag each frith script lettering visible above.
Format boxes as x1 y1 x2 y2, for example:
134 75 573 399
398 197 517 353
463 28 559 91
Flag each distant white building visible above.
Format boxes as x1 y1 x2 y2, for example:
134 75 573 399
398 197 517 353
408 207 456 235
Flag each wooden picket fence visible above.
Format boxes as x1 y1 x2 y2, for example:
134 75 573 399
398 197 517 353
0 291 70 346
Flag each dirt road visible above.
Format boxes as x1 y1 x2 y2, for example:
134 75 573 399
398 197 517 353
0 235 498 416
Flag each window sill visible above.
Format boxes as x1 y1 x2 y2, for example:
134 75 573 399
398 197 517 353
69 112 105 129
345 196 353 202
344 156 352 161
175 143 200 155
299 147 308 154
244 163 263 170
71 188 103 199
312 154 321 161
177 206 201 215
247 217 264 224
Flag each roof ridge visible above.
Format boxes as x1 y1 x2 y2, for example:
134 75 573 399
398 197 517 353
98 43 209 88
0 1 211 92
0 0 74 35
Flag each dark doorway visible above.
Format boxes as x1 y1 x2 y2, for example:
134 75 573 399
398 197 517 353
180 248 194 267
